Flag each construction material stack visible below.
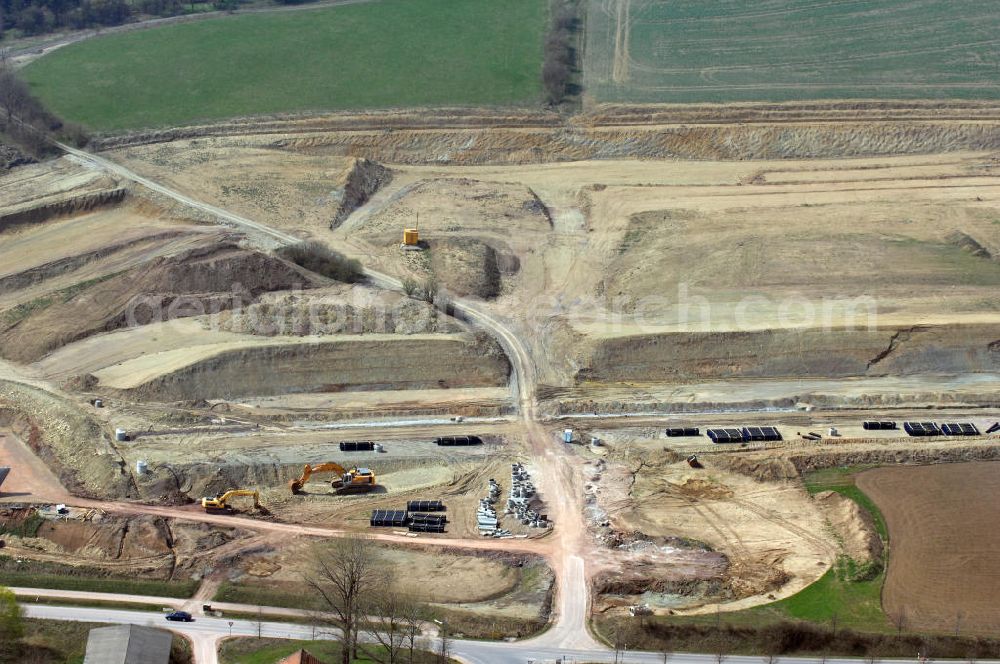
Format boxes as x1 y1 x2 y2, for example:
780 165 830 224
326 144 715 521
505 462 547 529
408 513 447 533
478 478 504 537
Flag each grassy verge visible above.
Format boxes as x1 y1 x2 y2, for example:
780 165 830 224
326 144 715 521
803 465 889 540
0 556 199 598
6 618 193 664
16 595 169 612
23 0 545 130
214 582 549 640
215 581 312 609
219 638 449 664
429 607 546 641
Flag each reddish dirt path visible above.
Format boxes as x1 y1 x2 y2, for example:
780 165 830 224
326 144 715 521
0 430 72 504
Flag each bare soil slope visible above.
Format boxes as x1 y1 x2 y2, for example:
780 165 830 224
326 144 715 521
0 242 322 362
112 143 390 236
98 332 510 401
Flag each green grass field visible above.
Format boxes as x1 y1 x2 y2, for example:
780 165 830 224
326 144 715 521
584 0 1000 103
22 0 545 131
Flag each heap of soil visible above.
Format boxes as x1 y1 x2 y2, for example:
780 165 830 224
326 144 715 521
814 490 883 563
330 158 391 228
0 143 35 172
0 242 324 362
428 237 503 299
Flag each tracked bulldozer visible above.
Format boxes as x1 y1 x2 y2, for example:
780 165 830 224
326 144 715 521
201 489 261 512
289 463 377 495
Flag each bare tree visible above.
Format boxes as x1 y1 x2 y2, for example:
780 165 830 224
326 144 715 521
360 588 416 664
954 610 964 637
422 276 438 304
305 537 383 664
436 618 451 664
401 601 424 664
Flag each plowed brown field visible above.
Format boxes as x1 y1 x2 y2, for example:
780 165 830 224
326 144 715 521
858 462 1000 634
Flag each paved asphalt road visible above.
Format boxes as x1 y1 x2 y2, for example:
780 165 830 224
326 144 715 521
23 602 952 664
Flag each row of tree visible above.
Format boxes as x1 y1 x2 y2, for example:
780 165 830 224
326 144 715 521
542 0 578 106
0 0 329 39
0 55 85 158
0 0 239 38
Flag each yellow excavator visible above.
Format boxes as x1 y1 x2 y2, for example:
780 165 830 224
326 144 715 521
289 463 377 495
201 489 261 512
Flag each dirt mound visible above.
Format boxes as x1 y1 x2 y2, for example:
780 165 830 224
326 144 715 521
330 158 391 228
593 571 729 599
271 122 1000 165
675 478 734 500
0 143 35 172
428 237 503 299
712 455 801 482
725 554 791 599
0 380 132 499
0 243 323 362
814 490 883 563
216 285 460 336
948 230 994 260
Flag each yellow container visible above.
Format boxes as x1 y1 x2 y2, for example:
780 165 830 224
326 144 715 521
403 228 419 245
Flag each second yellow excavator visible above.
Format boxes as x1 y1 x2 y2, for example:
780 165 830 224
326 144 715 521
289 463 377 495
201 489 261 512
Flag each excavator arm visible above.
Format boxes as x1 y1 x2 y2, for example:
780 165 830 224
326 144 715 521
201 489 261 510
290 463 347 494
289 463 376 494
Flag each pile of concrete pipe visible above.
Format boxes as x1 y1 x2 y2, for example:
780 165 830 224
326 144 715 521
478 478 510 537
505 462 548 529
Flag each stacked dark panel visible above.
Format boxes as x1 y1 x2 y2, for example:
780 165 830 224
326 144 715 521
741 426 782 442
903 422 942 437
707 428 744 444
340 441 375 452
863 421 897 430
435 435 484 446
408 513 447 533
666 427 700 437
941 423 980 436
370 510 408 527
987 422 1000 434
407 500 446 512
